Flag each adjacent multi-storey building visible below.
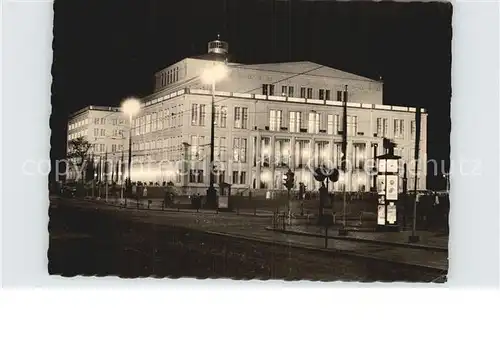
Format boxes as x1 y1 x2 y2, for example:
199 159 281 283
66 105 130 181
67 37 427 192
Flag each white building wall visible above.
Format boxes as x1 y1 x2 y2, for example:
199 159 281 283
124 87 427 193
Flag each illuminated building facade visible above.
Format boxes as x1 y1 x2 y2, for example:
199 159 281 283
67 38 427 192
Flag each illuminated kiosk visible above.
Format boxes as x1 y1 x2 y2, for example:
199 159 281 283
217 182 232 212
376 152 401 232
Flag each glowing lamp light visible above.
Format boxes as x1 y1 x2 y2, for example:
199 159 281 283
261 171 272 183
201 63 229 85
121 98 141 121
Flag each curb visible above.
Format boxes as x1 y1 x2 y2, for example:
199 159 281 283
265 227 448 252
83 198 274 217
199 228 446 274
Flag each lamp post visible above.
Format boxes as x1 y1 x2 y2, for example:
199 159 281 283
121 98 141 205
200 63 229 208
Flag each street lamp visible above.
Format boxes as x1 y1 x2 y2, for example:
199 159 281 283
121 97 141 197
200 63 229 208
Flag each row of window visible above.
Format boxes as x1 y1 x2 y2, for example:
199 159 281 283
191 104 249 129
133 107 184 136
86 144 123 153
159 67 180 88
132 136 183 154
68 130 87 140
269 110 358 135
256 138 369 169
262 84 347 101
189 136 248 163
267 110 417 139
93 118 125 126
376 118 416 139
68 119 88 130
188 170 247 185
93 129 126 138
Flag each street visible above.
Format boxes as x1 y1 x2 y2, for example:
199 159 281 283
48 197 447 282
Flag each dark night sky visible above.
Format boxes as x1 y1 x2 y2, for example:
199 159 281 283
51 0 452 189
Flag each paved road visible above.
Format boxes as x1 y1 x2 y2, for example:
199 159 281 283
51 196 448 273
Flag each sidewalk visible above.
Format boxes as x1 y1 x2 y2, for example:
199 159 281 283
269 224 448 252
87 196 275 217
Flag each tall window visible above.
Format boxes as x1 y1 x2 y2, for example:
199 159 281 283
327 114 334 135
220 106 227 128
300 87 306 98
288 86 294 97
348 116 358 135
177 104 183 126
191 104 198 125
325 90 331 101
220 137 227 161
289 111 297 133
232 171 239 184
214 106 221 127
152 113 157 132
199 104 206 126
190 135 198 160
299 112 307 131
158 111 163 130
240 172 246 185
394 119 405 138
319 113 327 132
281 86 287 96
308 112 319 133
411 120 416 139
319 89 325 100
275 139 291 167
242 107 248 129
234 107 241 128
353 144 366 169
337 91 343 101
276 110 283 130
233 138 247 162
262 84 275 96
383 118 388 137
261 137 271 167
376 118 383 136
269 110 277 131
307 88 313 99
295 140 310 168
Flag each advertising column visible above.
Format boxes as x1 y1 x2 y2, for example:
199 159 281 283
376 154 401 232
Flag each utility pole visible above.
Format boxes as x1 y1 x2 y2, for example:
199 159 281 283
341 85 348 227
104 147 108 203
120 149 124 203
409 107 422 243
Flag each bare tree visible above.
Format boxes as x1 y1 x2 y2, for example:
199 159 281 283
67 137 92 183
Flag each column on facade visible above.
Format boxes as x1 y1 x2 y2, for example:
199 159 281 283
290 136 296 170
270 135 276 190
346 141 353 192
310 137 316 190
255 134 261 189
